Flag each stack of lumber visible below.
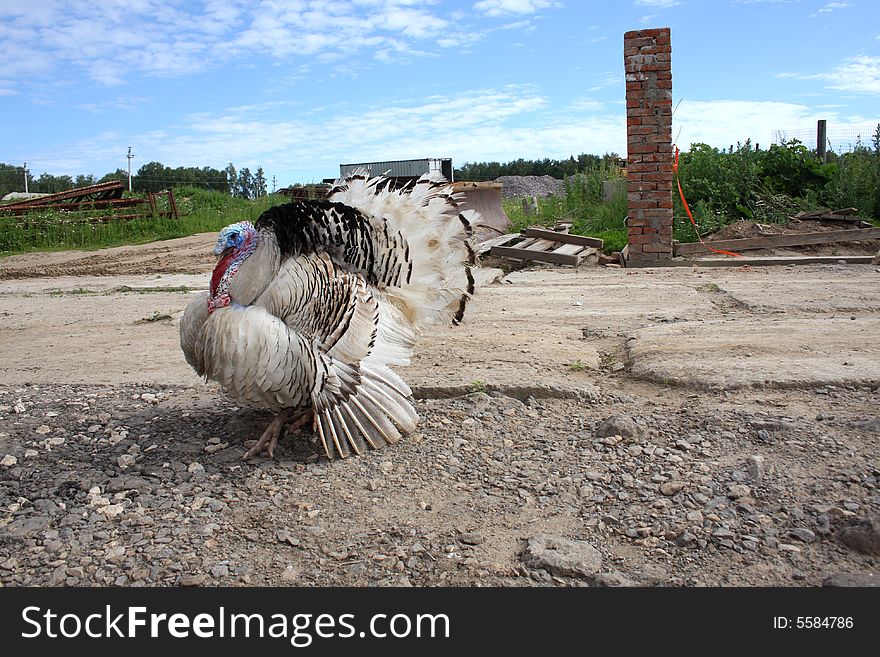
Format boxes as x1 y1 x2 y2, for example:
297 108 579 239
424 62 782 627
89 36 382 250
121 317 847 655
479 227 603 267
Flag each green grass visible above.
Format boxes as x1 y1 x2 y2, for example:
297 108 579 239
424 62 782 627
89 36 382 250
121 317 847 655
501 168 629 254
0 187 287 257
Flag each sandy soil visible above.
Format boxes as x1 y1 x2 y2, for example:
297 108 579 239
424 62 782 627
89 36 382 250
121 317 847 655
0 234 878 587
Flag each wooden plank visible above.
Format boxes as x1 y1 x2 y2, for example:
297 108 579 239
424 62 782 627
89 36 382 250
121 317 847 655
675 227 880 256
0 181 124 210
521 227 604 248
514 237 539 250
490 245 580 266
551 243 584 256
475 232 520 256
528 238 563 253
627 255 876 268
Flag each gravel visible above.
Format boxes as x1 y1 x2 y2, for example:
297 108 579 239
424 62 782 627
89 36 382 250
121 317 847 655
0 382 878 587
494 176 564 199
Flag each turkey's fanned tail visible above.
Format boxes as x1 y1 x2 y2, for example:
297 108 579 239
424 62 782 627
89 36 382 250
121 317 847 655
328 170 482 328
312 357 417 460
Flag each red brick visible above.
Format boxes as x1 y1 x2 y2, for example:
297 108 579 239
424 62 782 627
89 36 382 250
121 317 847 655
628 234 661 245
628 125 655 135
626 162 660 173
629 143 660 154
628 200 664 210
643 243 673 253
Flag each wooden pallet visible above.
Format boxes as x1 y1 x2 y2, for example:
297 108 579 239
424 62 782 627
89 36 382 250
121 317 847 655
484 227 602 266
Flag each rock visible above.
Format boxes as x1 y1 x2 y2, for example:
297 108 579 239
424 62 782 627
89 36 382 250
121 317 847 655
178 574 207 587
746 455 765 483
789 528 817 543
822 573 880 587
836 516 880 555
595 414 642 442
460 392 491 414
117 454 136 470
590 572 636 587
522 534 602 578
660 481 685 496
106 475 155 494
848 417 880 433
98 504 125 517
5 515 51 538
210 564 229 578
459 532 484 546
1 454 17 467
726 484 751 499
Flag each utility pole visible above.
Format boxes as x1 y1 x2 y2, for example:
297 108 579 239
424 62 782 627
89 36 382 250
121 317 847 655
127 146 134 192
23 162 28 194
272 175 276 193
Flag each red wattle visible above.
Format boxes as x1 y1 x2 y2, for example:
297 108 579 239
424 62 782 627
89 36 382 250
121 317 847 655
210 252 235 296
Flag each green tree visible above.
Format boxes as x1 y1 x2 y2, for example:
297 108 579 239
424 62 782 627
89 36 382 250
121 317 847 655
224 163 237 197
254 167 267 198
0 163 27 196
237 167 253 199
136 161 168 192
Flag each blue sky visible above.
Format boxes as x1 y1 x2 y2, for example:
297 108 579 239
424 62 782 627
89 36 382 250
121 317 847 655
1 0 878 187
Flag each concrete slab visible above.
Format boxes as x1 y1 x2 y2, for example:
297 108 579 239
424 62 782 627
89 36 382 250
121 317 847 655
1 263 879 393
627 316 880 389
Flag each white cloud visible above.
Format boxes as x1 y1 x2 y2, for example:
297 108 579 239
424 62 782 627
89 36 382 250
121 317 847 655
809 1 851 17
778 55 880 94
673 99 827 150
473 0 555 17
1 1 564 94
0 1 468 89
817 1 850 12
19 85 627 181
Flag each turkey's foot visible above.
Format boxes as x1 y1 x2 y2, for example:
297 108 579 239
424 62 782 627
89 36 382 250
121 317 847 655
242 410 311 460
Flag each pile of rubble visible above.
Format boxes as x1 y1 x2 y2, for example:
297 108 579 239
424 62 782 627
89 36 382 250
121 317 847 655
494 175 564 199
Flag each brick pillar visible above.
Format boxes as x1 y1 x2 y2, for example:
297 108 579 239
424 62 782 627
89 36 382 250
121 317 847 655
624 27 673 265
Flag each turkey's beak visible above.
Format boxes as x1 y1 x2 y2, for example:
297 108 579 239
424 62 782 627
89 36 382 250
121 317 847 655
214 242 233 258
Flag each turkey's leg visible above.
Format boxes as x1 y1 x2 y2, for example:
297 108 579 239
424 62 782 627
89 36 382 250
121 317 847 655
242 410 311 460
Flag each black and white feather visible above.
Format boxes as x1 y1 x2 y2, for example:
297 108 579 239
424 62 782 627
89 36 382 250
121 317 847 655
180 171 482 459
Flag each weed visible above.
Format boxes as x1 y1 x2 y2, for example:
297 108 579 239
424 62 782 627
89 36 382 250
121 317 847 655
136 311 173 323
599 352 617 369
111 285 192 294
469 379 487 393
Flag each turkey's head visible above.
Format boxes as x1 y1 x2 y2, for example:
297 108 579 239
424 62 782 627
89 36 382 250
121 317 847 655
208 221 258 312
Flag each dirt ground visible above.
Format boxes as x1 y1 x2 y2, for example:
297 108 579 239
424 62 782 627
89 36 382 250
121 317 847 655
0 232 878 587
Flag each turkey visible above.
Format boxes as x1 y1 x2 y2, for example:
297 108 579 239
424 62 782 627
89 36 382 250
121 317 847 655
179 170 484 460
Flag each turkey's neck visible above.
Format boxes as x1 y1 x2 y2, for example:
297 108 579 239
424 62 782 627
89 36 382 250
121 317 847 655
209 231 259 310
210 250 237 298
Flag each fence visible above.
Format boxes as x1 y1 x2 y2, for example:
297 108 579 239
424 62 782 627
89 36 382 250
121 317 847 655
773 121 879 155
